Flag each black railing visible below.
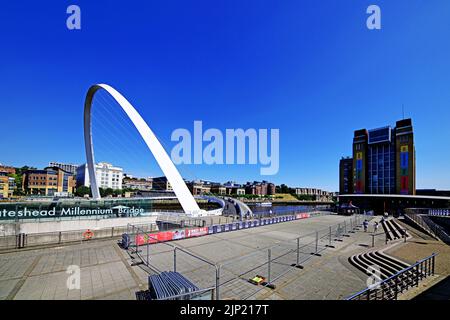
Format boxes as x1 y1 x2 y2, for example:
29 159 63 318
404 210 450 243
346 253 437 300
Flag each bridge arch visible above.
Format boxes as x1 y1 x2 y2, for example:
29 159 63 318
83 84 202 215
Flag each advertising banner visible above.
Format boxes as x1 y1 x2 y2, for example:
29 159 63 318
135 231 174 245
224 224 230 232
232 223 238 231
172 229 186 240
296 213 310 219
186 227 208 238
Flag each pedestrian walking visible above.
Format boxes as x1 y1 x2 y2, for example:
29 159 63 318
363 219 369 232
374 221 379 233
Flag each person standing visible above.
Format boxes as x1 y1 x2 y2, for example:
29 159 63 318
363 219 369 232
374 221 379 233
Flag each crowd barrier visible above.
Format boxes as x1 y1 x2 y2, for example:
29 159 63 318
132 212 318 246
428 209 450 217
127 213 362 300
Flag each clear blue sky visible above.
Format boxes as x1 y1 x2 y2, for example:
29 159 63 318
1 1 450 191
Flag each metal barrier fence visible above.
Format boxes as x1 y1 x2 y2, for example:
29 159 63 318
218 214 362 299
127 213 365 300
128 224 221 300
346 253 437 300
369 228 408 247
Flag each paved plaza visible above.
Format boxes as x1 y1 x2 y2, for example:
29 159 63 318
0 214 430 300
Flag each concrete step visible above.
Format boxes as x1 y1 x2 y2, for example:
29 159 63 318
348 248 412 282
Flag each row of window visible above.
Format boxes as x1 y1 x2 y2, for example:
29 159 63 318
30 176 57 180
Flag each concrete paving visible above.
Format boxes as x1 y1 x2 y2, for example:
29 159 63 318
0 214 378 300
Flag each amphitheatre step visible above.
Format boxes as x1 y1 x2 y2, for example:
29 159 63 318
349 247 412 282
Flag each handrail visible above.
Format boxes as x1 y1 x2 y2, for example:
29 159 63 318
346 252 437 300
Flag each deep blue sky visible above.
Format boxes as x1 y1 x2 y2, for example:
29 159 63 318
1 1 450 191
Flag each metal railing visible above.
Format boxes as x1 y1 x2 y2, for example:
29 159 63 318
219 214 363 300
404 209 450 243
346 253 437 300
0 224 140 250
128 224 221 300
127 213 365 300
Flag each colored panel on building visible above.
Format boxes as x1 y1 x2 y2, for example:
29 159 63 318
401 145 409 152
401 176 409 193
356 159 362 170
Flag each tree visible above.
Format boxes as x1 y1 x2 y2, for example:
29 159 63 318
276 184 294 194
100 187 115 197
75 186 91 197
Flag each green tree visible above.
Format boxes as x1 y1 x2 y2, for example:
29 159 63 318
75 186 91 197
100 187 115 197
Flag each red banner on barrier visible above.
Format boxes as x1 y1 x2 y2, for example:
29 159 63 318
186 227 208 238
135 231 174 245
296 213 310 219
134 227 209 245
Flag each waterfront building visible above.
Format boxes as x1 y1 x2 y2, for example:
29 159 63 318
339 157 354 194
294 188 334 201
22 167 76 196
187 181 212 195
122 177 153 191
0 164 16 175
0 173 10 199
210 184 226 195
226 187 245 196
49 162 78 175
8 177 15 197
76 162 123 190
244 181 276 196
340 118 416 195
152 176 173 191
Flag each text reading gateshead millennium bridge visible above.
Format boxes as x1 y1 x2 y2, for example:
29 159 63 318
0 206 145 219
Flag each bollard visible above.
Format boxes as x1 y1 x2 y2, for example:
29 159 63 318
268 249 272 284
